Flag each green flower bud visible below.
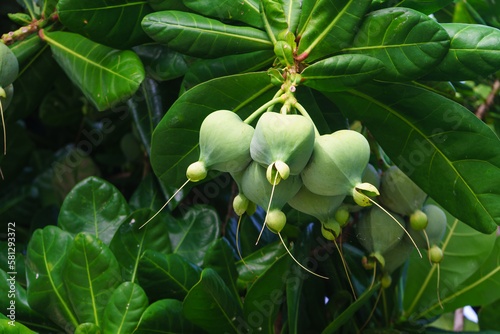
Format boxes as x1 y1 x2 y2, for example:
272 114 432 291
429 244 444 263
410 210 428 231
266 209 287 233
186 161 207 182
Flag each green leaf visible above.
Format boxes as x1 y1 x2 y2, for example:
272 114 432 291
25 226 79 332
109 208 172 282
74 323 101 334
129 174 165 211
371 0 453 15
423 23 500 81
181 50 275 92
261 0 288 44
403 199 497 318
466 0 500 29
134 44 190 82
57 0 154 49
40 0 58 17
479 299 500 331
244 254 290 334
8 34 44 66
347 7 450 81
64 232 121 327
151 72 275 189
40 30 145 111
0 319 37 333
102 282 148 334
300 54 385 92
183 268 245 334
327 83 500 233
203 238 240 304
135 299 203 333
0 122 34 183
137 250 202 301
167 205 220 266
296 0 372 62
183 0 263 29
282 0 301 34
58 176 131 245
141 11 273 58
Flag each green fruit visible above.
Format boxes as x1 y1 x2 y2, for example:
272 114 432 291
381 235 413 274
0 43 19 87
186 110 254 181
410 209 428 230
0 84 14 111
429 244 444 263
345 163 380 213
231 169 257 216
381 273 392 288
379 166 427 216
266 209 287 233
301 130 378 204
321 219 341 240
250 112 315 183
409 204 447 248
335 205 350 227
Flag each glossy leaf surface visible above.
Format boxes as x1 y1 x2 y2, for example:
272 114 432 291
58 176 131 245
328 83 500 233
57 0 154 49
348 7 450 81
261 0 288 43
41 30 145 111
134 44 190 82
371 0 453 15
142 11 273 58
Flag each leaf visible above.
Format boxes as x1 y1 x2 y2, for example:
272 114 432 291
137 250 202 301
0 122 34 183
58 176 131 245
371 0 453 15
282 0 301 34
8 34 45 66
327 83 500 233
151 72 275 189
183 268 245 334
102 282 149 334
57 0 154 49
300 54 385 92
296 0 372 62
134 299 203 334
183 0 263 29
141 11 273 58
167 205 220 266
74 323 101 334
403 199 497 318
423 24 500 81
244 254 290 334
203 238 240 303
129 174 165 211
109 208 172 282
0 319 37 333
64 232 121 326
466 0 500 29
181 50 275 92
40 30 145 111
134 44 190 82
39 0 58 17
347 7 450 81
148 0 192 11
25 226 79 332
261 0 288 43
479 299 500 331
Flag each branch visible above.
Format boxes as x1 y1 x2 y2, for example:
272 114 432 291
475 79 500 120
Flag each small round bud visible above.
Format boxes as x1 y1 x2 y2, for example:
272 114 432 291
410 210 428 231
381 273 392 289
335 206 350 227
266 209 286 234
321 219 341 240
233 194 249 216
186 161 207 182
429 245 444 263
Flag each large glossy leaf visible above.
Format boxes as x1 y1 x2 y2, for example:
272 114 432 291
40 30 145 111
183 0 263 29
371 0 453 15
25 226 79 332
479 298 500 331
282 0 301 34
0 319 37 333
151 72 275 188
109 208 172 282
58 176 131 245
57 0 153 49
129 174 165 211
347 7 450 81
102 282 148 334
134 44 190 82
403 199 496 319
181 50 275 92
423 24 500 81
243 254 290 334
466 0 500 29
327 83 500 233
167 205 220 266
135 299 203 334
261 0 288 43
9 33 45 66
141 11 273 58
300 54 385 92
64 232 121 327
137 250 202 301
183 268 245 334
296 0 372 62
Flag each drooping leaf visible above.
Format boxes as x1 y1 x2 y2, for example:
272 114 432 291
167 205 220 266
423 24 500 81
141 11 273 58
296 0 372 62
40 30 145 111
109 208 172 282
261 0 288 43
134 299 203 334
403 199 496 319
371 0 453 15
58 176 131 245
181 50 275 92
57 0 154 49
137 250 202 301
151 72 275 189
327 83 500 233
102 282 149 334
25 226 79 332
183 0 263 29
183 268 245 334
64 232 121 327
300 54 385 92
347 7 450 81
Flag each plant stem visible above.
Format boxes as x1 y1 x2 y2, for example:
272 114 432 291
294 101 321 137
243 94 286 124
